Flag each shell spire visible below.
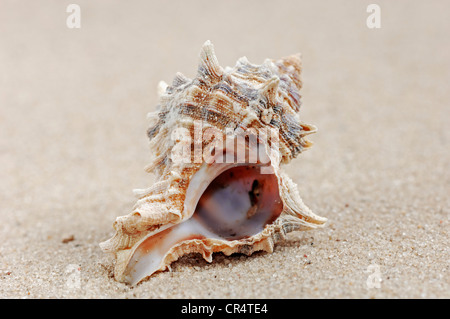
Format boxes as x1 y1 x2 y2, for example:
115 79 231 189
172 72 190 87
197 40 223 84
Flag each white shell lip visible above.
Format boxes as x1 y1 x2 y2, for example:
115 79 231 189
124 219 218 285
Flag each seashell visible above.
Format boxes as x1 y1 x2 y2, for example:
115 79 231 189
100 41 327 285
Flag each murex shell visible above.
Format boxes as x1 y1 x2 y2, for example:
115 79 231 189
100 41 327 285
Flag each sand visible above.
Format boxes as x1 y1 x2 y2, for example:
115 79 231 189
0 0 448 298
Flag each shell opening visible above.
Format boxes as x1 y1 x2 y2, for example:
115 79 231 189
194 165 283 240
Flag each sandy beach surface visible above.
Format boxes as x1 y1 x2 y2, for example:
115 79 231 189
0 1 448 298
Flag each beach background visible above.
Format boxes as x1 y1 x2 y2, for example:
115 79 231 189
0 0 448 298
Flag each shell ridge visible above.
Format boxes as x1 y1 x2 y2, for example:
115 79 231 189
197 40 223 84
